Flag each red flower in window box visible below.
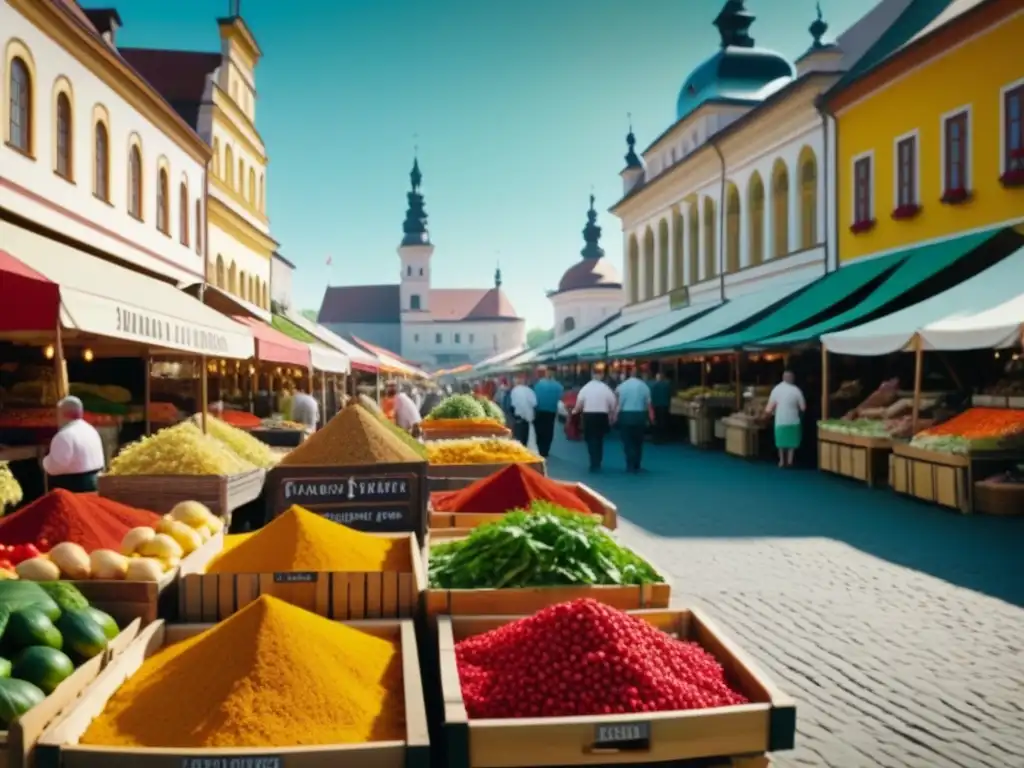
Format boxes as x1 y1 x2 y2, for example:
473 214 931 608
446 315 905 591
849 219 876 234
1000 168 1024 188
1010 148 1024 160
940 187 971 205
891 203 921 220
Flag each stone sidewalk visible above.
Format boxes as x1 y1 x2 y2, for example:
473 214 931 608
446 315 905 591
545 434 1024 768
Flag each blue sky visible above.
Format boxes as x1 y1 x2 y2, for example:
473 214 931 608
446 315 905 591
112 0 870 328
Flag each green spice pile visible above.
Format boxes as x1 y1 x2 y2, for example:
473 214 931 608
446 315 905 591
427 394 486 420
428 502 663 589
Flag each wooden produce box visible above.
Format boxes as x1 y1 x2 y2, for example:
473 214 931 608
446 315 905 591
35 619 431 768
429 483 618 533
972 479 1024 516
97 469 265 519
178 532 426 622
427 460 546 480
420 427 511 441
723 418 766 460
817 427 893 488
265 461 428 543
0 620 141 768
439 609 796 768
688 414 715 448
425 538 669 618
888 444 1021 514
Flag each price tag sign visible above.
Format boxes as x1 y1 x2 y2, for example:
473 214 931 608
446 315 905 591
592 721 651 751
272 572 318 583
180 757 282 768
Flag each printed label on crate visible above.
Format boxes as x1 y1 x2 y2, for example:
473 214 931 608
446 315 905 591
317 507 412 531
593 721 651 750
279 475 413 505
180 757 282 768
273 572 318 583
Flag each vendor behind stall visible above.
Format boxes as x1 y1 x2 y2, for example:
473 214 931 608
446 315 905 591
42 396 104 492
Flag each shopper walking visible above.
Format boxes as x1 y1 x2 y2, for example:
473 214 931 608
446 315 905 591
573 372 616 472
765 370 807 468
615 368 652 473
508 374 537 446
43 397 105 492
291 387 321 434
649 370 672 443
531 368 563 458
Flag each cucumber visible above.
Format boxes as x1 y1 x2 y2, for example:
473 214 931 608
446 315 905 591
12 646 74 694
5 609 62 652
0 582 61 622
0 677 45 727
0 657 10 678
79 607 119 640
36 582 89 613
56 611 108 661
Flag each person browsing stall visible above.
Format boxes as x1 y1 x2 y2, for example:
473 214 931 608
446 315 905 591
290 387 321 434
509 374 537 446
42 396 105 493
573 372 616 472
765 370 806 468
531 368 563 459
394 385 423 433
615 367 653 473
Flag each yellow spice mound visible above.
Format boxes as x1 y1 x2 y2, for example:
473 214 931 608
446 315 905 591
279 403 422 466
81 596 404 748
208 505 411 573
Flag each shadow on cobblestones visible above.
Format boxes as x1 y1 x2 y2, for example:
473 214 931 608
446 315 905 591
546 434 1024 608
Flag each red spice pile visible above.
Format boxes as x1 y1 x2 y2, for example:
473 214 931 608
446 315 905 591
431 464 590 515
0 490 159 552
456 598 747 719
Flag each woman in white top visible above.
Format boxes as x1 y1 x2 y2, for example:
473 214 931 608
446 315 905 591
765 371 806 468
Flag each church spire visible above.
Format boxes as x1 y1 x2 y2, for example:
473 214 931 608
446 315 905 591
494 264 502 289
581 193 605 260
714 0 756 49
809 2 828 48
401 155 430 246
624 114 642 169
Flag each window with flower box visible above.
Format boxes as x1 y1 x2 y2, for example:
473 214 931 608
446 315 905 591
893 134 919 219
942 110 970 203
1002 83 1024 187
851 155 874 233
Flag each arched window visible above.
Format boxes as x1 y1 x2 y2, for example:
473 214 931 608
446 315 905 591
725 183 740 273
215 255 225 288
248 168 256 205
237 159 244 192
799 150 818 250
262 283 269 309
703 198 717 279
55 92 72 180
93 122 109 201
179 182 189 244
772 161 789 258
672 209 684 289
563 317 576 333
239 270 248 301
643 227 655 300
627 236 639 303
687 203 699 285
156 168 169 233
8 57 32 154
224 145 234 186
657 219 670 295
195 199 203 254
212 138 220 177
748 174 765 266
228 262 238 295
249 276 256 302
128 144 142 219
259 174 265 211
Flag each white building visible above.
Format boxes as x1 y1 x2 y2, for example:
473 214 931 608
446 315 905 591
318 159 526 369
548 194 623 337
270 250 295 310
0 1 209 285
610 0 915 324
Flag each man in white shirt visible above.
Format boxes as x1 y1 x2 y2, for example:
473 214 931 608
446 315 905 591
290 388 321 434
765 371 807 469
573 372 617 472
394 385 423 433
42 396 105 492
508 374 537 446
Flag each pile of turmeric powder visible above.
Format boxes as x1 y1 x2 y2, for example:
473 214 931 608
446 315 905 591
80 596 405 748
207 505 411 573
279 403 423 466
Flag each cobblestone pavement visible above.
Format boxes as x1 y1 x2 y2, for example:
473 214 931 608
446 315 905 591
545 433 1024 768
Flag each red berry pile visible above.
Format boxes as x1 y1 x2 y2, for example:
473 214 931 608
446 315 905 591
456 598 748 719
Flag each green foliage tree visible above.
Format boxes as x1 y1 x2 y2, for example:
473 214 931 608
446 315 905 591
526 327 554 349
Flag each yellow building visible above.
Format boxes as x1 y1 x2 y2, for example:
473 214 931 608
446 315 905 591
830 0 1024 263
122 11 277 312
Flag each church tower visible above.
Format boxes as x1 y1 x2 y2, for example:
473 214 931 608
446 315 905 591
398 157 433 315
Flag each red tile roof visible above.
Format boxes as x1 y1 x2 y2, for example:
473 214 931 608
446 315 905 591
318 285 401 324
118 48 221 127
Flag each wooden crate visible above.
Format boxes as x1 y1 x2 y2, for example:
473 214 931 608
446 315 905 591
439 609 796 767
427 461 546 480
420 426 511 441
889 443 971 512
0 620 140 768
265 461 428 542
425 538 670 618
817 428 893 488
429 483 618 533
723 420 765 459
35 619 430 768
973 480 1024 516
178 532 426 621
97 469 265 519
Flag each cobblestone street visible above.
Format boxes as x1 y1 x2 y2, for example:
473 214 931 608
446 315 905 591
546 433 1024 768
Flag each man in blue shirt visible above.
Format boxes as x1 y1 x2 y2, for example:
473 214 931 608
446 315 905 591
615 367 652 473
532 367 564 458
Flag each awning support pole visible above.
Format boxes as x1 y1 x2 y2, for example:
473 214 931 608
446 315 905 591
700 358 707 389
734 353 742 412
53 322 69 401
911 336 924 435
821 344 829 420
143 350 152 436
200 355 209 434
320 369 327 427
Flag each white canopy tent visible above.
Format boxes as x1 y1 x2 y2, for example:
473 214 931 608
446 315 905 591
821 246 1024 356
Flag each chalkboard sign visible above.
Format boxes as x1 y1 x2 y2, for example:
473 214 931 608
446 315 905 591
266 462 427 542
180 757 282 768
273 572 317 583
592 721 651 751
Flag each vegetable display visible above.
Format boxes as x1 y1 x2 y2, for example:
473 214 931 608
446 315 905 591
429 503 661 589
0 463 23 514
477 397 506 424
419 418 509 438
456 598 747 719
425 437 540 466
427 394 487 421
818 419 891 438
79 596 404 747
911 408 1024 454
109 422 256 476
0 580 120 725
278 404 424 466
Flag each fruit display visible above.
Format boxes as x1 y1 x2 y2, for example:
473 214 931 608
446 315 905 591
829 379 864 402
841 378 900 419
0 408 119 429
189 414 278 469
455 598 746 719
260 417 307 431
0 462 22 513
674 385 735 402
0 580 120 724
108 422 256 476
429 504 662 589
215 409 262 429
147 402 181 424
425 437 540 466
427 394 487 420
69 383 131 405
911 408 1024 455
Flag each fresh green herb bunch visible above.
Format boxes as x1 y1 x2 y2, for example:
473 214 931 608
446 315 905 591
428 501 663 589
427 394 487 420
